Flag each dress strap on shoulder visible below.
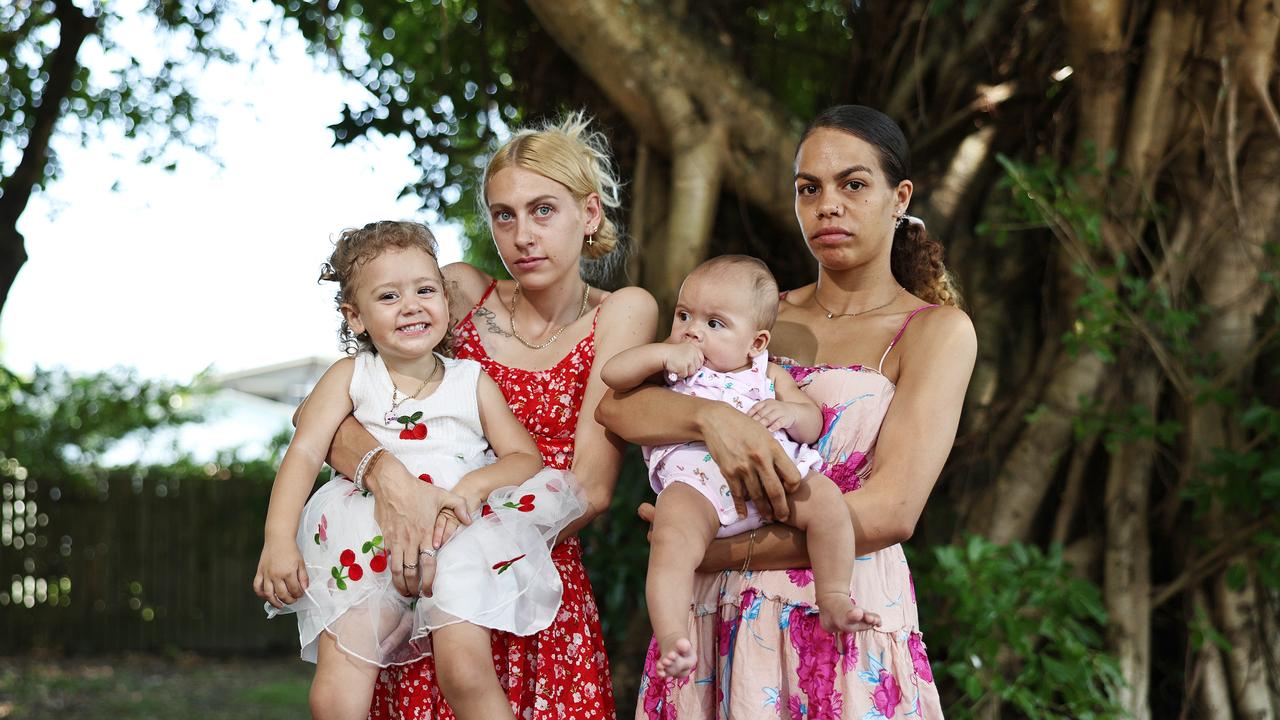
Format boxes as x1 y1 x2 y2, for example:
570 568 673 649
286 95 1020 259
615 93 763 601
878 304 941 374
456 278 499 329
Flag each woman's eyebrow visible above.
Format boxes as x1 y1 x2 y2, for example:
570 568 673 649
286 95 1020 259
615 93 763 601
794 165 874 182
834 164 873 180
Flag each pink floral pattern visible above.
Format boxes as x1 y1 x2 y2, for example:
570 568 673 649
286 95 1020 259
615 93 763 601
786 568 814 588
788 606 847 720
820 451 868 493
371 283 614 720
872 670 901 717
908 632 934 684
634 303 946 720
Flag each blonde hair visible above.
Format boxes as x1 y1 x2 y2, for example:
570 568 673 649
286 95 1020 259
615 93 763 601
318 220 451 356
482 111 623 261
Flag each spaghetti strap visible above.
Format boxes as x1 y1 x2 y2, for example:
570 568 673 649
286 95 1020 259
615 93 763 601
590 302 602 332
456 278 499 329
878 304 940 373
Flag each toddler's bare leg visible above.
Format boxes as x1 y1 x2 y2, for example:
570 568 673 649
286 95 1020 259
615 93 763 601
433 622 515 720
647 482 721 679
785 473 882 633
311 631 381 720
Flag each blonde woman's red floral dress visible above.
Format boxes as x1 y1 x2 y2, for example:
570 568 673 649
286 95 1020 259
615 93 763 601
370 280 617 720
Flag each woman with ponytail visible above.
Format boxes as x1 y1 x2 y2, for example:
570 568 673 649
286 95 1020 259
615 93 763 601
599 105 975 718
317 112 657 719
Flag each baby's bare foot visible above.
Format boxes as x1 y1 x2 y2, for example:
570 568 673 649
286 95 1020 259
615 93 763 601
817 591 882 634
656 636 697 679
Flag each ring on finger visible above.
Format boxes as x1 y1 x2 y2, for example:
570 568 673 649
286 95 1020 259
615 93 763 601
403 561 418 570
419 548 437 558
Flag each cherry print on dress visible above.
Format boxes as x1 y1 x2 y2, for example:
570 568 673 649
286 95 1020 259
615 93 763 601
397 411 428 440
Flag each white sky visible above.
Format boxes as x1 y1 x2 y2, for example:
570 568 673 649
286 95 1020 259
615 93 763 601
0 1 464 382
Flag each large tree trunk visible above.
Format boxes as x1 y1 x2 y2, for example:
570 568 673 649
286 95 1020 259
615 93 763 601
522 0 798 303
0 0 96 317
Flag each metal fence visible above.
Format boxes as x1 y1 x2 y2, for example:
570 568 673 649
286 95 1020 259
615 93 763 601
0 466 297 655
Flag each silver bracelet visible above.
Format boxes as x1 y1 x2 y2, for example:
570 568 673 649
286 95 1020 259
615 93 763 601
353 447 385 492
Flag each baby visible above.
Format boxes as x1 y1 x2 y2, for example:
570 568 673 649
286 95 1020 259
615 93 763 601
603 255 879 679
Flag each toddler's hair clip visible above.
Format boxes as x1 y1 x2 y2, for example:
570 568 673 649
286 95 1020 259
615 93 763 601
318 262 339 283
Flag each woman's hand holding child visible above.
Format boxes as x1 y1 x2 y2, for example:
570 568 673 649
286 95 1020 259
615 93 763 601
366 454 471 598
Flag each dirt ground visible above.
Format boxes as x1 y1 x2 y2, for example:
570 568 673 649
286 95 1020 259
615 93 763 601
0 654 312 719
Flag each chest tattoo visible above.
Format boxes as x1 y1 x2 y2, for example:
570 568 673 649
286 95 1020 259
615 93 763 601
473 306 512 337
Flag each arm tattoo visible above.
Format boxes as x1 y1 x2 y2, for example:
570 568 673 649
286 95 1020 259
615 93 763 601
473 306 513 338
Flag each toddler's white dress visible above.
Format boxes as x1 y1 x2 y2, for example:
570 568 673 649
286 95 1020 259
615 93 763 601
268 352 587 666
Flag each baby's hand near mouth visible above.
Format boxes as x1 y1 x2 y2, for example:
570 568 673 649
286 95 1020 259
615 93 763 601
663 342 705 381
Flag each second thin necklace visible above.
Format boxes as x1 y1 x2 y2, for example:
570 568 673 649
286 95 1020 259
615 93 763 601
813 285 904 319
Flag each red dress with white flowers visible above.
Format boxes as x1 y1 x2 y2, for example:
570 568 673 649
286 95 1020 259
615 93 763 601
370 280 617 720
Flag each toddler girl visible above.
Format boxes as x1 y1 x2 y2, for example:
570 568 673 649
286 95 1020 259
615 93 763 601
253 221 586 720
602 254 880 679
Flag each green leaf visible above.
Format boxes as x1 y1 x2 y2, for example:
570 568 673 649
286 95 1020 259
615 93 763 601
336 577 347 591
361 541 372 553
1025 403 1050 425
964 673 984 700
331 566 341 580
410 411 423 422
1241 402 1272 429
1225 562 1247 591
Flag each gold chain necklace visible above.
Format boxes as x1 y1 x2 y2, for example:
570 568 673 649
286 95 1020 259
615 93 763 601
386 359 441 423
509 282 591 350
813 285 903 319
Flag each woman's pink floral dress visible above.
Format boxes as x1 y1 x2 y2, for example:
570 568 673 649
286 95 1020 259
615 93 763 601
636 305 945 720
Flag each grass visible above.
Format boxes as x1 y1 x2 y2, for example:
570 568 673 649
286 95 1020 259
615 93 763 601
0 654 312 719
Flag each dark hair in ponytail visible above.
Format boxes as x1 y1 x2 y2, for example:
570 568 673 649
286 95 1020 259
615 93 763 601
799 105 961 307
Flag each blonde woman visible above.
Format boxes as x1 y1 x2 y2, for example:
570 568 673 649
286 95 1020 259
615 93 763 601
320 114 657 720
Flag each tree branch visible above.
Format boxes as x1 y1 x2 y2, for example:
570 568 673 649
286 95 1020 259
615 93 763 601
0 0 97 315
1151 514 1277 609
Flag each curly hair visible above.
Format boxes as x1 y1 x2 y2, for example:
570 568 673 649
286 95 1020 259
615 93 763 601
318 220 452 356
799 105 962 307
482 111 627 279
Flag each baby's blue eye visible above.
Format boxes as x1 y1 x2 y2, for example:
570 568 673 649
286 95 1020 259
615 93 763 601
708 319 724 329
